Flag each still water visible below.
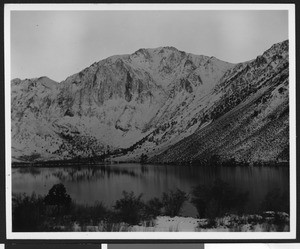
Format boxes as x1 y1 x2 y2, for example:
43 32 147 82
12 163 289 217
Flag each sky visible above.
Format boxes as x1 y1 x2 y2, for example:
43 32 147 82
10 10 288 82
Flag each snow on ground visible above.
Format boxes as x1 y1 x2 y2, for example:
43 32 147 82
128 213 289 232
56 212 289 232
130 216 203 232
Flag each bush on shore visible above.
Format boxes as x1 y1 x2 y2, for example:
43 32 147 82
113 191 144 225
12 181 289 232
12 193 45 232
191 179 249 223
162 189 189 217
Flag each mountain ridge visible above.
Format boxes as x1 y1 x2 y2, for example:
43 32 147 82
11 40 289 164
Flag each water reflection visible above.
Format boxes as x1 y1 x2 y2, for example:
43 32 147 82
17 167 41 176
12 163 289 217
48 165 140 182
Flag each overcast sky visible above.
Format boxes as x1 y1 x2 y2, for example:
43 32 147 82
11 10 288 82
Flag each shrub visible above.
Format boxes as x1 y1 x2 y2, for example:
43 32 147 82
144 197 163 219
70 201 108 226
261 188 289 213
89 201 109 224
273 212 289 231
12 193 45 232
162 189 189 217
113 191 144 225
44 183 72 216
191 184 211 218
191 179 249 219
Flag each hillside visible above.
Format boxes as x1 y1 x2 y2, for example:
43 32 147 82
11 41 289 164
150 40 289 164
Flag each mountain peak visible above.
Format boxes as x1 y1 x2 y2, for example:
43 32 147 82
271 39 288 49
38 76 51 80
36 76 58 85
133 46 183 55
161 46 179 51
263 40 288 57
11 40 289 163
11 78 21 85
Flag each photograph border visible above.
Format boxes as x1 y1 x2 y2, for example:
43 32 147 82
4 3 297 241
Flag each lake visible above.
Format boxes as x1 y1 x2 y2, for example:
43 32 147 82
12 163 289 217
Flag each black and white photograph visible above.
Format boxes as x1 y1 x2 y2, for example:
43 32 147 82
4 4 296 240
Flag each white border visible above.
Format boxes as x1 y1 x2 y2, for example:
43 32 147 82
3 3 297 11
4 4 296 240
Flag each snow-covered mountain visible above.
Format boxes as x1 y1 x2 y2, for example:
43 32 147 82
151 41 289 164
11 41 289 164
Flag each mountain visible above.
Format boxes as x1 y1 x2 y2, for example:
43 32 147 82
11 41 289 164
152 41 289 164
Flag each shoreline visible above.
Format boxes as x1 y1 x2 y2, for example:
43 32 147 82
11 159 290 168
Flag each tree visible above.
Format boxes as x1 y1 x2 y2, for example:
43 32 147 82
44 183 72 215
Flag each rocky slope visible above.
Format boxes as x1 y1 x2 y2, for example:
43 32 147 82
151 40 289 164
11 41 289 164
